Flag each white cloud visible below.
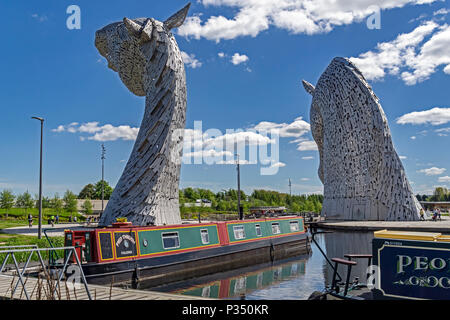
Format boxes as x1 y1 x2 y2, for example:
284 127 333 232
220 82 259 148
410 136 417 140
302 156 314 160
181 51 202 68
252 117 310 138
31 13 48 22
350 21 450 85
399 155 407 159
396 107 450 125
438 176 450 182
88 125 139 141
178 0 438 42
297 140 318 151
218 52 225 58
435 127 450 136
300 178 310 181
434 8 450 16
52 122 139 141
216 159 254 165
418 167 446 175
231 53 249 65
78 122 102 133
52 125 65 133
269 161 286 168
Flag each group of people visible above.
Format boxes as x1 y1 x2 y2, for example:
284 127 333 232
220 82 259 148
28 214 61 227
26 214 99 228
419 208 443 221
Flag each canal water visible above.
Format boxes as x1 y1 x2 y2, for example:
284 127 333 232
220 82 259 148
131 230 374 300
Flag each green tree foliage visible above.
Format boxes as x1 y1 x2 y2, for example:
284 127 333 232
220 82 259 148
63 190 78 215
94 180 113 200
51 193 64 214
0 189 15 218
16 191 34 214
81 199 93 215
179 187 323 214
78 184 96 199
78 181 113 200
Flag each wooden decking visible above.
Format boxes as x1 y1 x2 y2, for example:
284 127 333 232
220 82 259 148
0 274 211 300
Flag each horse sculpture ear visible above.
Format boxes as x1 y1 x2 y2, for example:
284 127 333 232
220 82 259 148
123 18 153 43
164 2 191 30
302 80 315 95
123 17 141 37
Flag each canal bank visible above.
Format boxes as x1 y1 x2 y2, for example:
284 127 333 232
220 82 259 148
310 217 450 233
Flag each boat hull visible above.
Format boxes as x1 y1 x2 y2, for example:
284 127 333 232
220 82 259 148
82 233 309 287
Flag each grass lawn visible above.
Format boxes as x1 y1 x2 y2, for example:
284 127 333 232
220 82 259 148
0 218 65 263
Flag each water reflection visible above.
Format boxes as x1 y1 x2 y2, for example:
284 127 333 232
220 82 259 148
132 230 374 299
322 231 373 287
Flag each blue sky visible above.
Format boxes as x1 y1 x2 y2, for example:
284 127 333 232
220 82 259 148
0 0 449 198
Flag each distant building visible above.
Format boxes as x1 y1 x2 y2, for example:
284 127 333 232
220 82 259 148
183 199 212 208
420 201 450 212
249 206 287 217
77 199 108 215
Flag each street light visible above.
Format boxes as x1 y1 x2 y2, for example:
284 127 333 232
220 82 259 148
100 144 106 218
235 154 243 220
31 116 44 239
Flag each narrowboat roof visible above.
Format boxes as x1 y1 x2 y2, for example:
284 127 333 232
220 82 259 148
93 215 303 231
373 229 449 241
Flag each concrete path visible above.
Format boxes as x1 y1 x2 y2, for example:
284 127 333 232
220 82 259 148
312 216 450 233
1 223 96 237
0 274 210 300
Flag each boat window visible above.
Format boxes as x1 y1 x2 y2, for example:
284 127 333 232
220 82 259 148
233 225 246 239
271 222 281 234
200 229 210 244
290 221 300 232
255 224 262 236
162 232 180 249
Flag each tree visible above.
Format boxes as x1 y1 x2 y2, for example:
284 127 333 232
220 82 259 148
183 188 199 201
81 199 93 215
78 184 96 199
51 193 64 214
16 191 34 214
433 187 449 202
63 190 78 217
94 180 113 200
0 190 15 218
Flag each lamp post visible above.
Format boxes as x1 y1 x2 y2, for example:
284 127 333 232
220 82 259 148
289 178 292 197
31 116 44 239
235 154 242 220
100 144 106 218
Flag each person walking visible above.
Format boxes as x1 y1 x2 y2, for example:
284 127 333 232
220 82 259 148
420 208 425 221
438 208 442 221
55 214 59 224
28 214 33 228
50 215 55 227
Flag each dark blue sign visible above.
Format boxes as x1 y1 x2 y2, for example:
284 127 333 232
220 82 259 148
373 238 450 300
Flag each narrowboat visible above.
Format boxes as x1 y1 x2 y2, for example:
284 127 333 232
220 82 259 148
63 216 309 287
372 229 450 300
309 229 450 300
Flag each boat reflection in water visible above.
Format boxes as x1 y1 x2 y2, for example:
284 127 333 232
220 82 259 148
134 254 311 299
117 230 375 299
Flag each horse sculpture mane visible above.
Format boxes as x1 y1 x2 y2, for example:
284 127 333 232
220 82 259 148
96 4 190 226
303 57 422 221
